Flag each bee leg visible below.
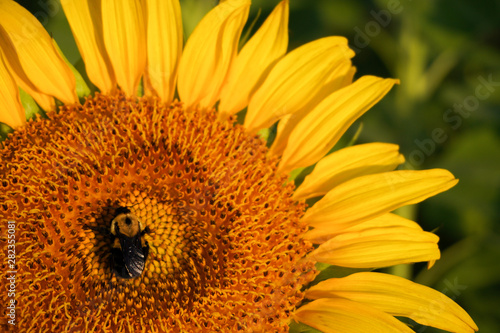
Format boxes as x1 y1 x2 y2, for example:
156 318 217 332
141 226 151 236
142 241 150 261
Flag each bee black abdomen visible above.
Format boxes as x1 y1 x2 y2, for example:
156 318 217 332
112 236 149 279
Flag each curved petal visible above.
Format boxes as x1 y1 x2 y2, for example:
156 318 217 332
102 0 147 96
294 298 414 333
306 272 478 333
0 0 77 105
293 143 404 201
61 0 116 93
0 54 24 128
244 36 354 132
177 0 250 110
301 169 458 228
144 0 182 103
278 75 398 173
304 213 423 244
218 0 289 118
308 225 440 268
269 61 355 156
0 26 54 111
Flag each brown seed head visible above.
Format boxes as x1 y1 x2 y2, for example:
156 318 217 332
0 93 316 332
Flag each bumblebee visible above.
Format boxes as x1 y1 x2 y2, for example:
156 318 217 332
110 207 150 279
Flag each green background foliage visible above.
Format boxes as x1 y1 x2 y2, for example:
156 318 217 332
13 0 500 331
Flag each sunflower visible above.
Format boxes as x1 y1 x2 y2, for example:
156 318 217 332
0 0 478 332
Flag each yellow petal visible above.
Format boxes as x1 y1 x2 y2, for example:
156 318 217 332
0 55 24 128
144 0 182 103
294 143 404 201
302 169 458 228
244 37 355 132
177 0 250 110
341 65 357 86
308 224 440 267
0 27 55 112
102 0 147 96
269 60 354 156
0 0 77 105
306 272 478 332
279 75 398 173
293 298 414 333
218 0 289 118
61 0 116 94
304 213 423 244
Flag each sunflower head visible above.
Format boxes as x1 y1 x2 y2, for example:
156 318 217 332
0 0 477 332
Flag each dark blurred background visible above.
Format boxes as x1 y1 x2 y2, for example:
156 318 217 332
17 0 500 331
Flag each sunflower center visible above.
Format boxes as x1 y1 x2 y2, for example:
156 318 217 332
1 93 317 332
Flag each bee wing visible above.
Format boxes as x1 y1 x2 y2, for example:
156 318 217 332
119 236 146 278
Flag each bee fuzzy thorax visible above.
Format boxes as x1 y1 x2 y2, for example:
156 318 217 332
111 211 143 238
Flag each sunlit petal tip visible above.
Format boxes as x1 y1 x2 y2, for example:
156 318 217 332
303 212 425 244
102 0 147 96
301 169 458 229
308 226 440 268
218 0 289 117
61 0 116 94
244 36 355 133
177 0 250 110
278 76 399 173
268 60 356 157
0 1 77 105
305 272 478 332
342 65 357 86
293 143 405 201
144 0 183 103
